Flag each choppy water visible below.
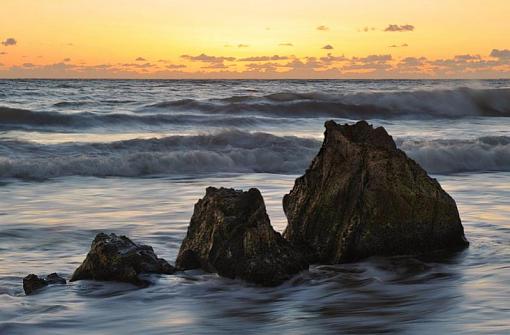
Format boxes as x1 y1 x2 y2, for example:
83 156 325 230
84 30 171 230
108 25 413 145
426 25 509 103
0 79 509 334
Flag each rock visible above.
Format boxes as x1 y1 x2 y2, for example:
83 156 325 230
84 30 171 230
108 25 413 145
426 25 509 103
176 187 308 286
70 233 175 286
46 272 67 285
23 273 66 295
283 120 469 263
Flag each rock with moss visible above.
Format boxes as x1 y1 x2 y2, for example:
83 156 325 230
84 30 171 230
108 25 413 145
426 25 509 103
23 273 66 295
283 120 469 263
70 233 175 286
176 187 308 286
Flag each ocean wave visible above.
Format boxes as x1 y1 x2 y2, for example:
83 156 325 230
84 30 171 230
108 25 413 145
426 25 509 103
399 136 510 174
147 87 510 118
0 106 280 131
1 130 510 179
0 131 320 179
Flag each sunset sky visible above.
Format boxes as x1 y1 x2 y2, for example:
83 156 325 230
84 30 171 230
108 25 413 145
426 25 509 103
1 0 510 79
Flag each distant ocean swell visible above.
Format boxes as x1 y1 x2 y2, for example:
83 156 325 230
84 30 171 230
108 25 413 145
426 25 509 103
0 106 279 131
1 88 510 132
147 88 510 118
1 131 510 179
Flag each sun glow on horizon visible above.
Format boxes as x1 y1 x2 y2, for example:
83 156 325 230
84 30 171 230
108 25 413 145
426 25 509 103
1 0 510 78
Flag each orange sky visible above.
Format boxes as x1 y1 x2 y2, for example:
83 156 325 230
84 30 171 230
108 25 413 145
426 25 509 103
1 0 509 78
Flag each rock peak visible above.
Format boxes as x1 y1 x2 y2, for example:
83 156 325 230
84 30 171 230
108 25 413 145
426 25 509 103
284 120 468 263
176 187 308 286
325 120 397 151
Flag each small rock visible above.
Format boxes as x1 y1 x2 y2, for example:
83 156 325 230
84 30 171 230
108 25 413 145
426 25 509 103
70 233 175 286
23 273 66 295
176 187 308 286
283 120 469 263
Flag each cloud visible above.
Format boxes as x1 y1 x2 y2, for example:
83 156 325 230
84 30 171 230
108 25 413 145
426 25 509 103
490 49 510 59
1 38 17 46
237 44 249 48
322 44 334 50
316 25 329 31
384 24 414 32
22 63 35 68
63 58 71 62
166 64 186 69
181 53 236 63
201 63 232 69
0 52 6 55
353 54 392 63
238 55 289 62
359 27 376 32
279 43 294 47
389 43 409 48
454 54 481 61
319 53 348 64
135 57 146 61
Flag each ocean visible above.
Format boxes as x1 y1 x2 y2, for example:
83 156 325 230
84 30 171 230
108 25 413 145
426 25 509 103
0 79 509 334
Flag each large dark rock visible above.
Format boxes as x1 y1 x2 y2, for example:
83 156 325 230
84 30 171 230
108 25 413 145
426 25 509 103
70 233 175 286
23 273 66 295
283 120 469 263
176 187 308 286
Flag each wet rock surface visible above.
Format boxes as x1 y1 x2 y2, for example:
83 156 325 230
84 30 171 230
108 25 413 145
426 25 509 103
70 233 175 286
23 273 66 295
176 187 308 286
283 120 469 263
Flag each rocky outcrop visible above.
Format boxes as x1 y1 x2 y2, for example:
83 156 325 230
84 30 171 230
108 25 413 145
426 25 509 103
23 273 66 295
283 120 469 263
176 187 308 286
70 233 175 286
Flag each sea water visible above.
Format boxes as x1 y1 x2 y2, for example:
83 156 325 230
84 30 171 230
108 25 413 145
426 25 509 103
0 79 509 334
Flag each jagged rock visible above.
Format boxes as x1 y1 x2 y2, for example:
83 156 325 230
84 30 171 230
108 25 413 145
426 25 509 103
70 233 175 286
23 273 66 295
176 187 308 286
283 120 469 263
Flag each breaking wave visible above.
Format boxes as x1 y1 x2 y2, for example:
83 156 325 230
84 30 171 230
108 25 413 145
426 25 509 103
1 130 510 179
148 88 510 118
1 88 510 132
0 131 320 179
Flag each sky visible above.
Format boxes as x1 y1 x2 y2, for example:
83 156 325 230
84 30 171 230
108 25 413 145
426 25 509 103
1 0 510 79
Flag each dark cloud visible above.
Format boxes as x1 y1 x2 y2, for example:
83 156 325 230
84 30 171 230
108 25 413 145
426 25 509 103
316 25 329 31
384 24 414 32
22 63 35 68
135 57 146 61
237 44 249 48
490 49 510 59
1 38 17 46
322 44 334 50
0 52 6 55
181 53 236 63
238 55 289 62
279 43 294 47
63 58 71 62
